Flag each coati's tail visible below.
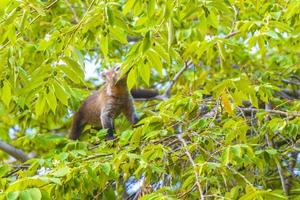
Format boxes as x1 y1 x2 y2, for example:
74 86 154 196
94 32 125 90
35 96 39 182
69 112 84 140
130 89 159 99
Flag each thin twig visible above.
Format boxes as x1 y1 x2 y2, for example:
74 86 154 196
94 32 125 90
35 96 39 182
177 184 196 198
45 0 59 9
177 134 204 200
264 103 288 195
3 164 30 178
227 166 253 186
238 107 300 117
65 0 79 23
81 153 113 161
224 31 240 39
162 61 192 98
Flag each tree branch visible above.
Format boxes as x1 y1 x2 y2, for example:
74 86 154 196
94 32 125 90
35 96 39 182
0 140 29 162
238 107 300 117
282 79 300 86
157 61 192 99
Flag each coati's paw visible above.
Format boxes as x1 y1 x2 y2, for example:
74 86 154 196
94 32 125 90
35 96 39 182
105 134 115 141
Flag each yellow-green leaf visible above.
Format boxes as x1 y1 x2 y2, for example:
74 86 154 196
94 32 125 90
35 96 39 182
138 62 150 85
221 92 234 115
167 18 174 50
217 40 225 60
147 0 155 17
52 166 70 177
35 94 46 117
142 31 151 52
58 65 81 84
63 57 84 78
110 26 128 44
153 43 170 64
123 0 136 14
53 81 69 106
106 6 114 25
127 68 136 90
1 80 12 107
147 49 163 77
46 90 57 113
101 35 109 56
27 188 41 200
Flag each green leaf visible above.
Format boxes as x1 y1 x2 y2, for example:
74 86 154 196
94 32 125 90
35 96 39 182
222 147 230 165
101 163 111 176
153 42 170 64
27 188 41 200
249 92 258 108
20 190 31 200
53 81 69 106
147 0 155 17
58 65 81 84
221 92 234 115
142 31 151 52
216 40 225 60
102 187 116 200
1 80 11 107
199 14 207 35
123 0 136 14
7 191 20 200
0 165 11 177
46 89 57 113
127 68 136 90
29 3 46 16
167 18 174 50
106 6 114 25
110 26 128 44
19 10 28 32
52 166 70 177
207 11 218 28
35 94 46 117
0 0 10 11
6 178 47 192
147 49 163 76
101 35 109 56
138 62 150 85
63 57 84 78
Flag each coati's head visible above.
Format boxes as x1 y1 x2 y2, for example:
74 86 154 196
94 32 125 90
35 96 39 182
101 64 127 86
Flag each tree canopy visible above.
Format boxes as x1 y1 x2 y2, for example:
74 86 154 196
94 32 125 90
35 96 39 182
0 0 300 199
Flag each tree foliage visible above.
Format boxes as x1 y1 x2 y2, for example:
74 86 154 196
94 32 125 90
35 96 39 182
0 0 300 199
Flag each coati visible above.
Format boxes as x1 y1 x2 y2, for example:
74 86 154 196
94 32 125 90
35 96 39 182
69 66 139 140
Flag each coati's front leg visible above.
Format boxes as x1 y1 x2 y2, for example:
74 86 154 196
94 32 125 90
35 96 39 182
101 110 115 140
123 99 139 125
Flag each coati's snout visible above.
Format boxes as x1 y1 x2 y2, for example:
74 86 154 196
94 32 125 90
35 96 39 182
101 64 127 85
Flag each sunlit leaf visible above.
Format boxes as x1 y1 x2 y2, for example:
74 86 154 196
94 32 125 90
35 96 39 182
1 80 11 107
127 68 136 90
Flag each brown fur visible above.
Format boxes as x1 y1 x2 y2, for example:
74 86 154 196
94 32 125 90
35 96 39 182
69 67 138 140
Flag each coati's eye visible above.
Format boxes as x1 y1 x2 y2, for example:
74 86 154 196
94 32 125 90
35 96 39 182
114 64 121 71
100 71 108 80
